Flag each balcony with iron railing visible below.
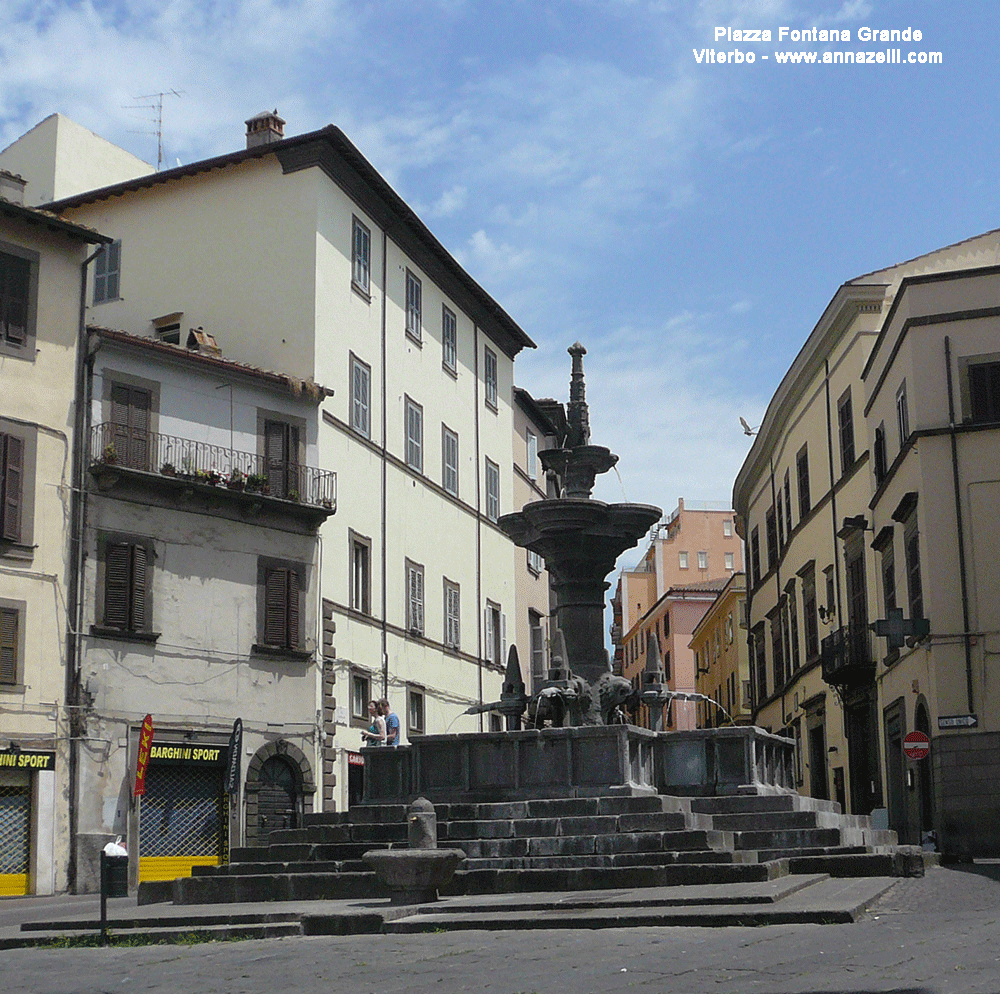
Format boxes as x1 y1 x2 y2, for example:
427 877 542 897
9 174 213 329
89 423 336 518
820 623 875 690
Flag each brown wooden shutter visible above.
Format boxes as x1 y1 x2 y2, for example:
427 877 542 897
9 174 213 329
2 433 22 542
105 542 132 628
110 384 131 459
1 254 29 346
130 544 148 630
265 421 287 497
264 567 289 646
287 567 300 648
110 384 151 469
0 606 17 683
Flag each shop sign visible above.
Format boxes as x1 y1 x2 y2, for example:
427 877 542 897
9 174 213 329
134 714 154 797
347 751 364 767
149 743 226 765
0 748 56 771
224 718 243 794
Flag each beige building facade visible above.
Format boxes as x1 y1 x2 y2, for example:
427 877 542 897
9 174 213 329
691 572 751 728
0 179 112 894
734 232 1000 855
15 112 535 816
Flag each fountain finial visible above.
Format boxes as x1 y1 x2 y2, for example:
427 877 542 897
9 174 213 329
566 342 590 448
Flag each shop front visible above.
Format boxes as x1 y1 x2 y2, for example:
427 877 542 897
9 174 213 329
138 742 228 883
0 747 56 896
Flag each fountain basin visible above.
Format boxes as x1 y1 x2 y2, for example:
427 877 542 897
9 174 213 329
362 848 465 904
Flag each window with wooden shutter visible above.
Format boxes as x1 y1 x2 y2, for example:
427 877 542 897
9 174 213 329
93 240 121 304
103 540 150 632
263 565 302 650
0 606 18 684
1 433 23 543
406 561 424 635
110 383 151 470
0 252 30 347
265 420 300 498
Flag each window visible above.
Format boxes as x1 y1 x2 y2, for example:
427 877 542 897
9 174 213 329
529 611 545 691
350 355 371 438
725 612 734 645
352 217 371 294
750 528 761 587
93 240 121 304
405 269 422 342
351 671 371 721
484 346 498 409
0 245 36 356
787 588 800 672
444 579 460 648
679 551 689 570
873 423 887 485
904 518 924 621
110 382 152 470
896 380 910 447
406 560 424 635
752 623 767 704
0 431 24 543
697 551 707 570
783 471 792 540
350 532 371 615
802 566 819 660
770 610 785 689
880 539 897 619
101 536 153 634
442 426 459 497
0 601 23 685
796 446 810 518
485 457 500 522
765 508 778 570
838 388 855 472
526 430 538 480
777 496 785 548
407 686 425 735
527 549 544 574
484 602 504 668
723 518 733 537
442 305 457 373
725 552 734 571
969 360 1000 423
264 418 301 499
405 397 423 473
259 561 304 651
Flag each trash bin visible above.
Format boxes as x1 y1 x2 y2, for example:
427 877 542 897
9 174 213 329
101 852 129 898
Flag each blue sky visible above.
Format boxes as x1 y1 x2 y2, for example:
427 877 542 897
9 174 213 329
1 0 994 534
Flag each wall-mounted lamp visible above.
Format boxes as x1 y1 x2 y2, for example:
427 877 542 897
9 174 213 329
817 605 835 625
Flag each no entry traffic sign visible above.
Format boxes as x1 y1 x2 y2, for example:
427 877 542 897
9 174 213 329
903 730 930 761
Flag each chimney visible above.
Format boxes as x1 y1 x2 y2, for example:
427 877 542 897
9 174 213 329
0 170 26 205
245 109 286 149
186 327 222 357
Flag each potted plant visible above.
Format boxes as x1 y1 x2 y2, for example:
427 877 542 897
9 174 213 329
226 468 245 490
160 462 176 476
245 473 267 494
101 443 118 465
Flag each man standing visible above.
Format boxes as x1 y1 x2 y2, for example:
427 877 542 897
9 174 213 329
380 698 400 746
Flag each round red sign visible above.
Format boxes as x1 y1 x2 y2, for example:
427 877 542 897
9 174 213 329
903 730 931 761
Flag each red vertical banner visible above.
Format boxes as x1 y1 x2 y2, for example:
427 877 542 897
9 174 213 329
133 714 154 797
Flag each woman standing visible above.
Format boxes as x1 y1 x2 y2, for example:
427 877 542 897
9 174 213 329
360 700 386 747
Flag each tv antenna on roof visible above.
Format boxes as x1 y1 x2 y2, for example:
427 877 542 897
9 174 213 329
123 89 184 171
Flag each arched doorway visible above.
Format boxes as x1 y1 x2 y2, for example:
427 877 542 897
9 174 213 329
244 740 315 848
257 756 299 837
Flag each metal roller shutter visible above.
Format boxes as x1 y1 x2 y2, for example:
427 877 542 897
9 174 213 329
0 780 30 896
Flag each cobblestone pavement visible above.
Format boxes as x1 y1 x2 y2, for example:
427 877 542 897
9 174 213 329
6 865 1000 994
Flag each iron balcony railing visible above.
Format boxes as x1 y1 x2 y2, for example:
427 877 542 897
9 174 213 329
820 623 875 688
90 423 336 509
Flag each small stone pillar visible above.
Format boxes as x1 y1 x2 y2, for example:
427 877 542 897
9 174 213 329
363 797 465 905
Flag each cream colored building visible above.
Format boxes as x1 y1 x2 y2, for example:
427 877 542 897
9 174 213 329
510 387 557 697
691 572 751 728
16 111 535 814
0 177 112 894
733 232 1000 855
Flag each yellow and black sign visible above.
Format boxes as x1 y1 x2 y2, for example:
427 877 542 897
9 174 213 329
0 749 55 771
149 744 225 765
